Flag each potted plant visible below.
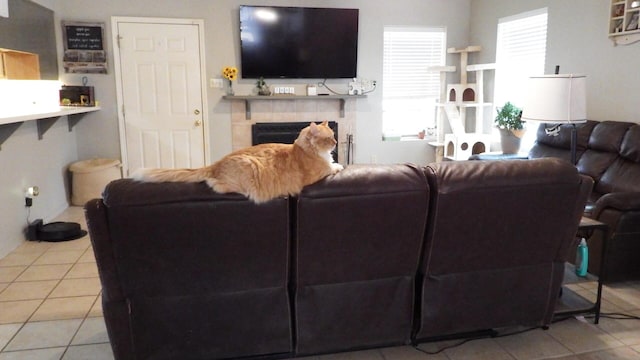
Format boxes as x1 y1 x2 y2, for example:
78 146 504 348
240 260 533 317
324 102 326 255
495 101 525 154
256 77 271 96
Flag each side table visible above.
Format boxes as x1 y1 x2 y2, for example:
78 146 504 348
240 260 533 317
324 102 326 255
554 217 609 324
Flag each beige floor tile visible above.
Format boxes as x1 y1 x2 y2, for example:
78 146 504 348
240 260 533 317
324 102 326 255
0 280 58 301
495 328 572 360
575 346 640 359
0 252 41 267
0 266 26 283
595 309 640 346
546 317 624 354
0 300 42 324
0 283 7 293
14 264 72 282
631 344 640 353
0 323 22 350
87 295 103 318
47 237 91 252
29 296 96 322
77 248 96 263
65 262 99 279
71 317 109 345
4 318 82 351
32 250 84 265
315 349 384 360
602 285 640 310
11 240 52 254
443 338 514 360
49 278 101 298
380 345 448 359
63 343 114 360
0 347 66 360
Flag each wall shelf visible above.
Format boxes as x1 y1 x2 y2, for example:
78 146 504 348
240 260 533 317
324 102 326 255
0 106 100 150
223 94 365 120
609 0 640 45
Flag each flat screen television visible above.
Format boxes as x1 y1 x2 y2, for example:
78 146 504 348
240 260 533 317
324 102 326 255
239 5 359 79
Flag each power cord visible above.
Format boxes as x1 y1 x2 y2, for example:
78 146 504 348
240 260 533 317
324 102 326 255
317 79 345 95
412 317 576 355
317 78 377 96
413 312 640 355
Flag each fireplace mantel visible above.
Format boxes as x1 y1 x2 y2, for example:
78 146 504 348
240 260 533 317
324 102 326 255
223 94 365 120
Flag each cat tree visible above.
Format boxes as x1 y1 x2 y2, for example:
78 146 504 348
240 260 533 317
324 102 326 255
429 46 495 161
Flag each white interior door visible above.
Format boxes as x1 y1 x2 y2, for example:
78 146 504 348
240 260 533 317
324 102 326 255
113 17 208 176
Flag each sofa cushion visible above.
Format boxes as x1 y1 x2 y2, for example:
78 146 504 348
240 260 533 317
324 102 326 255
96 179 293 359
528 121 596 162
294 164 429 354
620 124 640 162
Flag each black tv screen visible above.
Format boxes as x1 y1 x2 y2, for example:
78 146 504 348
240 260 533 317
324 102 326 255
239 5 359 79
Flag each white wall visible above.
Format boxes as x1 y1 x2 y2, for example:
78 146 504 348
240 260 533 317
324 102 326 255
0 0 77 258
56 0 472 168
470 0 640 124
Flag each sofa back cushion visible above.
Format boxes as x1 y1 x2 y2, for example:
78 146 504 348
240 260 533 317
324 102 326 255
97 180 293 359
293 164 429 354
577 121 633 187
528 121 596 163
415 158 591 339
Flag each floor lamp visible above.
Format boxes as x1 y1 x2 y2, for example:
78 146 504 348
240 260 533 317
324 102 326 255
521 74 587 165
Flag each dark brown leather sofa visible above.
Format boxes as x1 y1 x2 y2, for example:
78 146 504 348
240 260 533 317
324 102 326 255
529 120 640 282
85 159 590 360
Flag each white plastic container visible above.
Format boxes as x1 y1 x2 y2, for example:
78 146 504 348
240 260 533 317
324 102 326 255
69 158 121 205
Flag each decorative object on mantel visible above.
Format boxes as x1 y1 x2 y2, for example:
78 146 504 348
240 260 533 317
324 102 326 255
256 76 271 96
495 101 525 154
222 66 238 96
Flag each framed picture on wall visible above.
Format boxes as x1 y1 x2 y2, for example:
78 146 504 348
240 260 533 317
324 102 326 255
62 21 107 74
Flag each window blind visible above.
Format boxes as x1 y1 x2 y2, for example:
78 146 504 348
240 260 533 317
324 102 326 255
495 8 548 107
383 27 445 99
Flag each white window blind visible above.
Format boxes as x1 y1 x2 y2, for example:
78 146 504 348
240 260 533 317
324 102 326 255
382 27 446 138
495 8 548 108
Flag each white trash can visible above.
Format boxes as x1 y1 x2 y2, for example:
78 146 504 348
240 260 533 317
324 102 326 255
69 158 122 206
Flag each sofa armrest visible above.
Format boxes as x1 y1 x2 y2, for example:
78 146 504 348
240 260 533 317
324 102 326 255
592 192 640 219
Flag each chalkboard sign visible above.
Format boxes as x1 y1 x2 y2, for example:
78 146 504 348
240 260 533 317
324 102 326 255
64 24 103 50
62 21 107 74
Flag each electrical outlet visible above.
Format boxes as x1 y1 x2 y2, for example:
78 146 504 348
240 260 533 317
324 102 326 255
25 197 32 207
210 78 224 88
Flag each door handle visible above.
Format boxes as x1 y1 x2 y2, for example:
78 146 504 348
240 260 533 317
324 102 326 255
194 119 202 127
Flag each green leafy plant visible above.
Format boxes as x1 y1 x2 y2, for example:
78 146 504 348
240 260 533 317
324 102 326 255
256 76 271 95
495 102 524 131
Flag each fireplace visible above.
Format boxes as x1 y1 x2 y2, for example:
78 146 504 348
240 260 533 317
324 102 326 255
252 121 338 162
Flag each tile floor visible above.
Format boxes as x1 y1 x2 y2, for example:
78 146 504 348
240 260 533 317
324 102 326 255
1 207 640 360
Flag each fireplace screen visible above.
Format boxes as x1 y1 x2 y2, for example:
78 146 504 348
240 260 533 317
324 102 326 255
252 121 338 162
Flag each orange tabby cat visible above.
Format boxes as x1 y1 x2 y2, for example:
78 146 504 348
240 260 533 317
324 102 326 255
132 121 343 203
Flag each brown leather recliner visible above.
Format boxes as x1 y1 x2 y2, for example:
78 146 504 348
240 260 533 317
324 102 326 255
85 181 293 360
293 164 429 355
414 159 592 340
529 120 640 282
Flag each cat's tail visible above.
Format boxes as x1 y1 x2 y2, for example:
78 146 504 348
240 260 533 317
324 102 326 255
131 167 210 184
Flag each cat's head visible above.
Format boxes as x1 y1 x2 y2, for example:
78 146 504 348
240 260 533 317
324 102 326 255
295 121 337 154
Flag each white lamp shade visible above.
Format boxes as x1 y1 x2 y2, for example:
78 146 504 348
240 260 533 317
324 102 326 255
521 74 587 124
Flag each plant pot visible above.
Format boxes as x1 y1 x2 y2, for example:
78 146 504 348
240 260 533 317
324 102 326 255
499 128 525 154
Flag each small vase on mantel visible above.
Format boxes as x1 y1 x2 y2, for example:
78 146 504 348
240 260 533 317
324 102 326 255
226 80 235 96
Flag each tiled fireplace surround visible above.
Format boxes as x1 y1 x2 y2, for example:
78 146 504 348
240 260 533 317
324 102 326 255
229 98 357 164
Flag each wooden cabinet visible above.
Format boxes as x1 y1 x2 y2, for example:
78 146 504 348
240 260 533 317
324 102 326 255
0 48 40 79
609 0 640 45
